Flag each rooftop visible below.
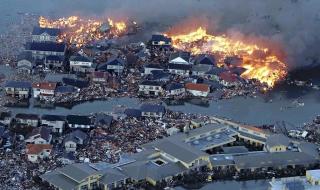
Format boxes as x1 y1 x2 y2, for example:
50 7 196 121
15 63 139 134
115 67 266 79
26 144 52 155
185 83 210 92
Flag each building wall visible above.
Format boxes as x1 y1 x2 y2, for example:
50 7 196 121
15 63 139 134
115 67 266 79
139 85 163 96
65 141 77 152
41 120 65 133
186 89 209 97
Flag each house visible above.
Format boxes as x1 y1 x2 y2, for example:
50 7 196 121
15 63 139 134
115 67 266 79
63 130 88 152
32 82 57 99
224 56 243 67
4 81 32 99
150 34 172 47
32 27 61 42
90 71 110 83
144 64 164 75
26 42 66 60
192 64 213 76
265 134 291 152
98 58 125 74
219 72 241 87
0 125 10 147
205 67 227 81
140 104 166 118
169 51 191 65
69 55 94 73
194 54 216 66
41 163 118 190
95 114 113 128
0 111 12 125
17 51 34 74
67 115 92 129
41 115 66 134
55 86 78 96
168 64 192 76
62 78 89 89
59 152 76 165
185 83 210 97
151 70 171 82
25 126 52 144
138 80 163 96
166 83 185 96
124 108 142 118
44 55 64 69
15 113 39 127
26 144 52 163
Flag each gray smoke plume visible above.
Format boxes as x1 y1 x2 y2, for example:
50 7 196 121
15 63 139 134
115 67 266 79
1 0 320 69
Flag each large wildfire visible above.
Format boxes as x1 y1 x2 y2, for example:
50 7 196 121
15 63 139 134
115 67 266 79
39 16 131 47
167 27 287 87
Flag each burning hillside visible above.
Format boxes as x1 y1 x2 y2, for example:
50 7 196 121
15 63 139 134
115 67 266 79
39 16 134 47
167 27 287 87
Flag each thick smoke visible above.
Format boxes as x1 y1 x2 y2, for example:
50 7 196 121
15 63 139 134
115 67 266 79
2 0 320 68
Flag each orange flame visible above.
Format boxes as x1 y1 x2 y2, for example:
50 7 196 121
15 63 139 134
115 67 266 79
39 16 128 47
167 27 287 87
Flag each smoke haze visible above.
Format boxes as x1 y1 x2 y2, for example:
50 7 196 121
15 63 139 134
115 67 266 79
1 0 319 68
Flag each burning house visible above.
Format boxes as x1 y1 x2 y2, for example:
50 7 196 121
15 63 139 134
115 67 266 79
167 27 287 87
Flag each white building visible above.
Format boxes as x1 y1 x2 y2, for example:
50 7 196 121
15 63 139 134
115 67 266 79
185 83 210 97
26 144 52 163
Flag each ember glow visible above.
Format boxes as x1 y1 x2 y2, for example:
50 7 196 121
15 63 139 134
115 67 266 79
39 16 128 47
168 27 287 87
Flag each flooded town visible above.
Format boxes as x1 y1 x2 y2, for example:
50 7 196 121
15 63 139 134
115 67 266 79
1 0 320 190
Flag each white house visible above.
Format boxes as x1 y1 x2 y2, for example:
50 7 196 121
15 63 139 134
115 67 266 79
97 58 126 75
25 126 52 144
17 52 34 74
168 64 192 76
66 115 92 129
144 64 164 75
169 51 191 65
140 104 166 118
15 113 39 127
32 27 61 43
139 80 163 96
185 83 210 97
63 130 88 152
27 42 66 60
26 144 52 163
69 55 93 72
32 82 57 99
150 34 172 47
41 115 66 134
166 83 185 96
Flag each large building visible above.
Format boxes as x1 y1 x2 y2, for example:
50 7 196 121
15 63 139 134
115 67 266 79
26 42 66 60
32 27 61 43
41 122 320 190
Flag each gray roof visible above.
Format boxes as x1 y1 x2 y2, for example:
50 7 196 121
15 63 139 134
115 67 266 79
266 134 291 148
5 81 32 89
169 51 190 63
28 126 51 142
234 151 318 170
18 51 33 62
27 42 66 52
32 27 61 36
192 64 212 73
100 168 127 185
70 55 92 62
41 170 78 190
222 146 249 154
150 139 207 164
121 160 187 181
59 163 98 182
